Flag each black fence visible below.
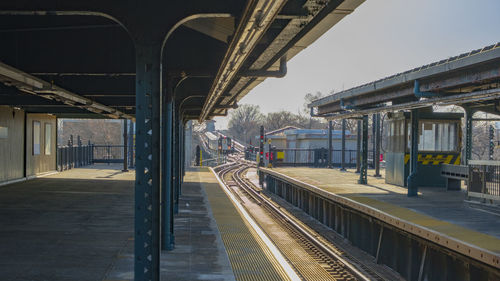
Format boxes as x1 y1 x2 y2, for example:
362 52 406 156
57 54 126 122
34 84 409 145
245 147 375 168
57 145 94 171
468 160 500 202
57 143 131 171
92 145 126 164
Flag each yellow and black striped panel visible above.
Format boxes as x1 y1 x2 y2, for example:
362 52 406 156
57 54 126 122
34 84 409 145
404 153 461 165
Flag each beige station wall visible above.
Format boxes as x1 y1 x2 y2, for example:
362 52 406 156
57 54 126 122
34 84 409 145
0 106 25 182
25 113 57 176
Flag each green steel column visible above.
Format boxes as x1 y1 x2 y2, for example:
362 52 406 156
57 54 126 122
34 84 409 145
328 120 333 168
372 114 376 168
341 119 346 171
374 113 381 177
134 43 161 281
122 119 128 172
359 115 368 184
407 109 419 197
465 108 473 165
161 93 174 251
173 106 180 214
356 120 361 173
179 120 186 191
128 120 134 168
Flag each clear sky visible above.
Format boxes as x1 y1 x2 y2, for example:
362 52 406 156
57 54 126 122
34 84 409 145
214 0 500 129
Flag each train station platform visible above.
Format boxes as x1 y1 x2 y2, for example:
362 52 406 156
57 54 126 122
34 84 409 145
0 164 296 280
183 168 293 281
258 167 500 274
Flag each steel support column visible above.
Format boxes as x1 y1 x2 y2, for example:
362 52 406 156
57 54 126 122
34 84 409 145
161 93 174 251
328 120 333 168
123 119 129 172
173 108 180 214
180 121 185 189
359 115 368 184
374 113 381 177
372 114 376 168
134 43 161 281
465 108 473 165
407 109 419 197
356 120 361 173
341 119 346 171
128 120 135 168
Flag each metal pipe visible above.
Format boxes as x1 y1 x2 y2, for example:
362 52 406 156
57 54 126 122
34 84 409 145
200 0 287 121
340 99 356 110
414 80 440 98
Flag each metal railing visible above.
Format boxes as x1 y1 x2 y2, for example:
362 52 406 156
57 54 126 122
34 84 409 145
57 145 94 171
276 148 362 167
245 148 374 168
468 160 500 202
92 145 126 164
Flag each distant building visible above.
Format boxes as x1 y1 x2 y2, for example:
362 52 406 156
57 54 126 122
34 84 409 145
258 127 356 150
285 129 356 151
205 120 216 132
256 127 358 165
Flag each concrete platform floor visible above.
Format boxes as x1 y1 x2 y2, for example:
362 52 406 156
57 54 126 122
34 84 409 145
262 167 500 254
0 164 237 281
0 165 238 281
0 164 135 281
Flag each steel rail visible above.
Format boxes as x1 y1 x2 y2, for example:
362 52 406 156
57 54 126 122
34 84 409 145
231 164 374 281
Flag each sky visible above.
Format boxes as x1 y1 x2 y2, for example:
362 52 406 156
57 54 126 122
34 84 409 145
214 0 500 129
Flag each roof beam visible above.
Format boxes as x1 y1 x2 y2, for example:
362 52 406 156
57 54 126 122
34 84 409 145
0 61 134 120
200 0 287 121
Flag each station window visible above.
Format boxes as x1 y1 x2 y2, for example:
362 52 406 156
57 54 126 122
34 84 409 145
45 123 52 155
388 119 405 153
418 121 458 152
33 121 41 155
0 126 7 139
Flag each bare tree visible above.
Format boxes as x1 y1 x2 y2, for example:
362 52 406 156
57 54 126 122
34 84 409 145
265 111 300 131
60 119 123 145
227 104 263 145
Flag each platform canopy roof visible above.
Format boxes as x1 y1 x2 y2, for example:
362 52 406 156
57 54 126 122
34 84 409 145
309 43 500 119
0 0 365 122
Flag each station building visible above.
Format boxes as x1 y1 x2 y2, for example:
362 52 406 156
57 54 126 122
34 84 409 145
0 106 57 185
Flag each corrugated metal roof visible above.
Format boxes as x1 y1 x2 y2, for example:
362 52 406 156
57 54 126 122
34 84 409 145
309 42 500 108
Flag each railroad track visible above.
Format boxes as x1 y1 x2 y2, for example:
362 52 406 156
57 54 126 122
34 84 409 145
214 161 387 281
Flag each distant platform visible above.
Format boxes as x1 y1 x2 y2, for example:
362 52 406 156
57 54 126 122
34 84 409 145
259 167 500 269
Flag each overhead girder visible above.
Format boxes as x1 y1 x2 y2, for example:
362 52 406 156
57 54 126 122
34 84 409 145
0 0 247 120
1 0 365 121
164 26 228 79
201 0 363 119
0 16 134 74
